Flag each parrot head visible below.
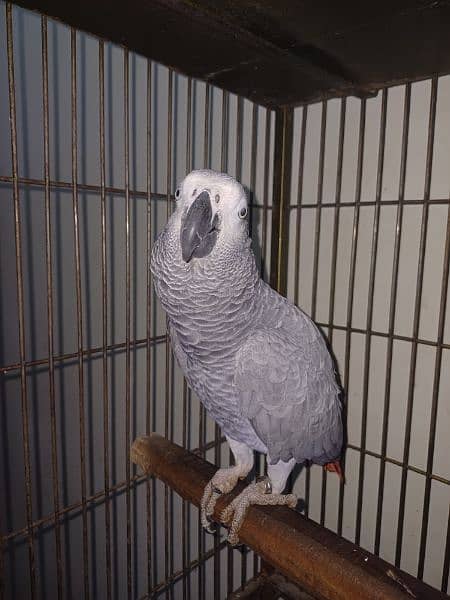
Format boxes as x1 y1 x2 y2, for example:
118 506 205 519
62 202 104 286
174 169 249 263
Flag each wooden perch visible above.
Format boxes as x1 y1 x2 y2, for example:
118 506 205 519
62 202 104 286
131 434 447 600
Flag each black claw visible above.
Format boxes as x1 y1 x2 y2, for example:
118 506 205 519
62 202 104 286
255 476 272 494
205 521 217 534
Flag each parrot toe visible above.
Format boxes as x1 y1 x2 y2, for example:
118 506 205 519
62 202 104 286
221 478 297 546
200 481 221 530
200 467 243 532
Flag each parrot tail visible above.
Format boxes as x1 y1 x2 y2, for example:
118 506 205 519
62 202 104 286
324 460 345 483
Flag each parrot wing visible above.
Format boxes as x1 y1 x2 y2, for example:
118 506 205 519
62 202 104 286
168 321 189 373
233 322 342 465
168 321 208 402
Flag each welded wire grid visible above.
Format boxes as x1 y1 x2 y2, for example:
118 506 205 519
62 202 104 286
0 3 274 599
286 78 450 593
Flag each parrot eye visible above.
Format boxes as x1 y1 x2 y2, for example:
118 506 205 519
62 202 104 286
215 194 220 204
238 206 248 219
175 188 181 200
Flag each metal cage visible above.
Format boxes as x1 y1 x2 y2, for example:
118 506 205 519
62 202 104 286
1 2 449 599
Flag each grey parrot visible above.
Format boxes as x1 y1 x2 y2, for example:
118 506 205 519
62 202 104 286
151 169 343 544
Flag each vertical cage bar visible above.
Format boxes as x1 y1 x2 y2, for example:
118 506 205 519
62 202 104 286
196 77 210 600
213 415 221 599
98 40 112 600
236 95 248 592
374 83 411 557
237 97 248 592
212 87 222 600
41 14 63 599
326 92 347 429
328 98 347 336
220 89 236 599
252 107 272 577
249 102 259 580
309 101 327 525
291 106 309 509
259 108 272 281
204 83 210 168
442 505 450 593
355 89 388 546
221 91 229 173
123 47 132 600
248 102 258 241
270 104 295 546
145 58 153 597
169 69 175 598
327 98 346 344
337 98 367 537
293 107 308 306
6 3 36 596
70 27 90 599
235 96 243 181
164 68 174 600
181 75 192 600
416 205 450 576
181 395 189 599
181 378 189 600
197 406 206 600
326 98 346 531
311 101 327 322
249 104 258 201
395 76 438 569
270 107 294 296
417 153 450 579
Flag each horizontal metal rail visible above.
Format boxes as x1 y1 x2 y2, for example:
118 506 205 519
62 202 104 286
1 335 167 374
137 540 229 600
3 436 225 544
0 174 270 210
346 443 450 487
315 322 450 352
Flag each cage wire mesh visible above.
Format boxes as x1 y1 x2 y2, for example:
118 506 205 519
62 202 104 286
0 3 274 598
0 1 449 599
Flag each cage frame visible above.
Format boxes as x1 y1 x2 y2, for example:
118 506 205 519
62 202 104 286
1 1 450 598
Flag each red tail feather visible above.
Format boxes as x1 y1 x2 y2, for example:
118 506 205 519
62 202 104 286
324 460 345 483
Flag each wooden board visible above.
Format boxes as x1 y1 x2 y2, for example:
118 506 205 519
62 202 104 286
13 0 450 107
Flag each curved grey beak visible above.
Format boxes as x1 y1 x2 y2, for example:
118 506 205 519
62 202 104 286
180 191 219 262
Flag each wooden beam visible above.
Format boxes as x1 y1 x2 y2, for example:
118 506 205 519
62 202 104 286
131 434 446 600
12 0 450 107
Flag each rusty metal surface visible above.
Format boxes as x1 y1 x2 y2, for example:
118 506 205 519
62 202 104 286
131 434 449 600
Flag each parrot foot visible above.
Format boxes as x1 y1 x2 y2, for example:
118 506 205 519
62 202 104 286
200 466 245 533
221 477 297 546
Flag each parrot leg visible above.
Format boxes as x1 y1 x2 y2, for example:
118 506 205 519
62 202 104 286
221 457 297 545
200 437 254 533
